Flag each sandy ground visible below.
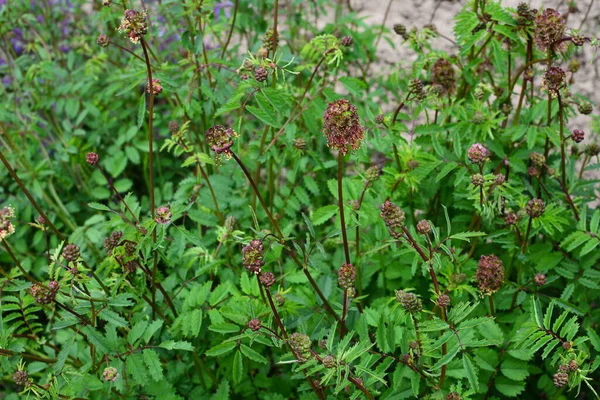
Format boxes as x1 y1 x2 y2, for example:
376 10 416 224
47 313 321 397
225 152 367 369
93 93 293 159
350 0 599 133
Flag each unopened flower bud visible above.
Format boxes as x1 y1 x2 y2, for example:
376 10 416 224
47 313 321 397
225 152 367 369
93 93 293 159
395 290 422 313
416 220 431 235
578 101 592 115
380 201 405 239
534 273 547 286
571 129 584 143
553 372 568 388
248 318 261 331
526 198 545 218
97 34 109 47
471 173 484 186
260 271 276 288
340 36 353 47
437 294 451 308
86 152 99 166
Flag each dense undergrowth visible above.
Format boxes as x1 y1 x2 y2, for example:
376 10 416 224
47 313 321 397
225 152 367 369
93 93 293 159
1 0 600 399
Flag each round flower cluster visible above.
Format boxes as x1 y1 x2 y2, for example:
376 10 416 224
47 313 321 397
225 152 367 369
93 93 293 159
155 205 172 224
380 200 405 239
30 281 60 305
542 66 566 98
467 143 490 163
416 220 432 235
534 273 547 286
289 333 312 362
338 263 356 289
103 367 119 382
260 271 276 288
395 290 422 313
476 255 504 295
206 125 237 159
242 239 265 274
118 9 148 44
526 198 546 218
0 206 16 240
248 318 262 332
571 129 584 143
146 78 162 96
322 100 365 155
13 370 31 387
529 152 546 167
437 294 451 308
86 152 99 166
62 244 80 262
471 174 484 186
431 58 456 94
104 231 123 255
534 8 566 52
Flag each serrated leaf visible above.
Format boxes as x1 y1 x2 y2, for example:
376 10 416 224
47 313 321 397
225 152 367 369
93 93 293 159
81 326 110 353
311 205 338 226
587 327 600 351
143 320 163 343
246 105 281 127
143 349 163 381
128 320 149 345
495 376 525 397
127 353 149 386
88 202 112 212
206 341 236 357
53 338 73 373
463 353 479 390
436 162 458 182
432 344 460 369
501 358 529 381
543 301 555 330
240 344 267 364
159 340 194 351
211 379 230 400
449 231 486 242
233 350 243 384
209 323 240 334
98 309 128 328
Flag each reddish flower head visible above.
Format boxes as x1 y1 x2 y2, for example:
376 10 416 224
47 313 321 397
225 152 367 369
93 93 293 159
205 125 237 159
118 9 148 44
467 143 490 163
534 9 566 52
476 254 504 295
146 78 162 96
242 239 264 274
323 100 365 155
155 206 171 224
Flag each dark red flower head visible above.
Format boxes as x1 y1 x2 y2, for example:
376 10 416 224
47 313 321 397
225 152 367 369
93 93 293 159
323 100 365 155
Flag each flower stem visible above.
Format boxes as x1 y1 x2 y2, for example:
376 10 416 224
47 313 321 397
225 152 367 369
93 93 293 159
338 153 352 338
231 151 340 321
139 38 158 320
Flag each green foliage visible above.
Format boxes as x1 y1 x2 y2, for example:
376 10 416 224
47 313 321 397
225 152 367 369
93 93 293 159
1 0 600 399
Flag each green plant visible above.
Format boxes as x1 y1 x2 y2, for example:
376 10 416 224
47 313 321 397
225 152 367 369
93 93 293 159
1 0 599 399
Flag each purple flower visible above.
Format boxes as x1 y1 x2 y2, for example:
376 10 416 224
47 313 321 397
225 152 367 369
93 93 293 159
213 0 233 21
